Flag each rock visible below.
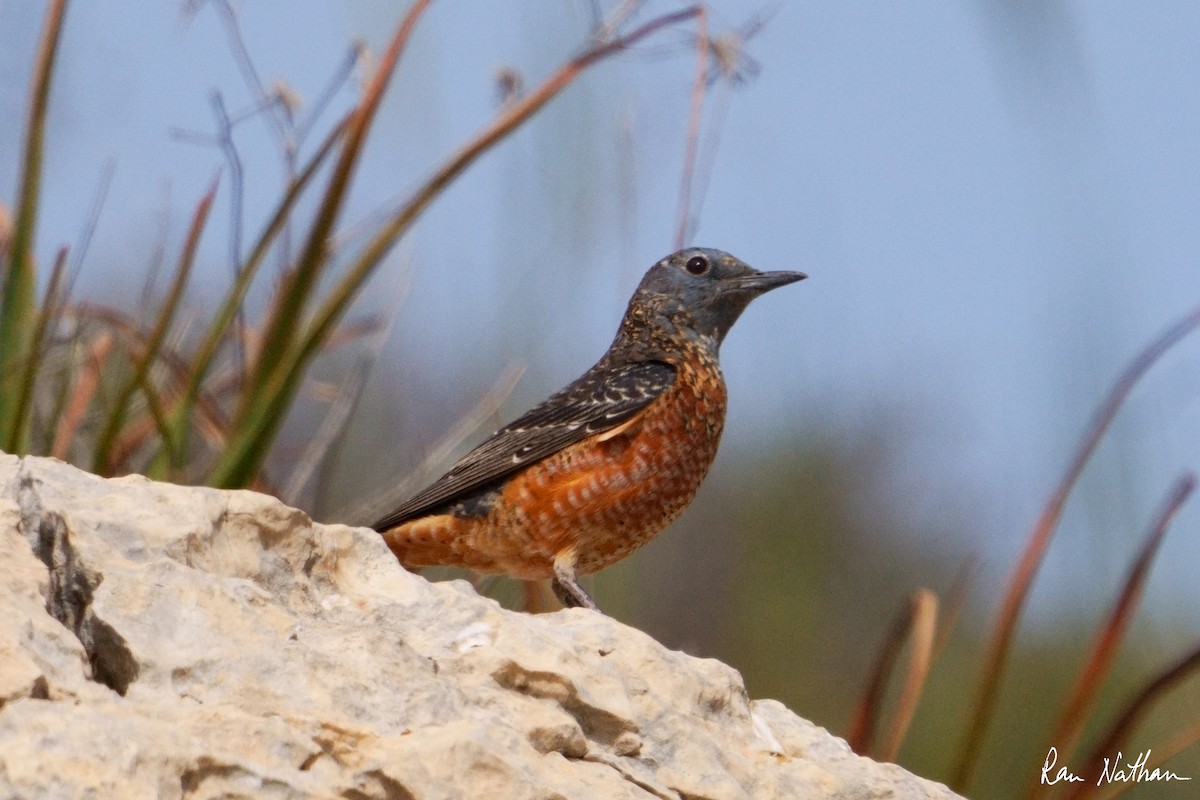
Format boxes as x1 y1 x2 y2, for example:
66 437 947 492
0 454 961 799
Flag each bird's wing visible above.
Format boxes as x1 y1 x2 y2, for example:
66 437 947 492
370 359 677 530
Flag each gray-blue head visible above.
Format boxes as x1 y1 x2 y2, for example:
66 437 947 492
629 247 806 345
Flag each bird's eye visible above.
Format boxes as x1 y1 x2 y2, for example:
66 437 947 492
684 255 710 275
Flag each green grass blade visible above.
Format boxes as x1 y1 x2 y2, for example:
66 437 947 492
91 180 217 474
209 1 434 489
235 0 434 415
145 116 348 480
0 0 69 452
115 369 173 471
10 246 68 452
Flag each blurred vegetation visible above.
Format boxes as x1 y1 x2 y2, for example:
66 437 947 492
2 3 1199 799
0 0 705 497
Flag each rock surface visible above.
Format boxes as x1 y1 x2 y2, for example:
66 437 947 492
0 454 960 799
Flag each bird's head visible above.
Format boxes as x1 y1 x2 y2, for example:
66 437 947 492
630 248 806 346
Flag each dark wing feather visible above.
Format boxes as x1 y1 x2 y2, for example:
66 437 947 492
370 360 676 530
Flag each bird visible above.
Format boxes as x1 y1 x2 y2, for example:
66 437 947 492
371 248 806 612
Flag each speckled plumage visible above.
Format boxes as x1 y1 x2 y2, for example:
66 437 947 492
372 248 805 611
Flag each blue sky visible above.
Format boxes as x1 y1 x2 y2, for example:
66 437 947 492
3 1 1199 629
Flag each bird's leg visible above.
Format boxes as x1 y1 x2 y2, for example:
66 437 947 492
552 549 601 612
551 577 600 611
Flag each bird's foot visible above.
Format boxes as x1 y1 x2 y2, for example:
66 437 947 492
551 576 602 612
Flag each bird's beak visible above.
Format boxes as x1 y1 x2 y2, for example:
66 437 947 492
728 270 807 294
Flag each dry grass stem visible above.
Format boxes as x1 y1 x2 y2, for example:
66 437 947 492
952 301 1200 791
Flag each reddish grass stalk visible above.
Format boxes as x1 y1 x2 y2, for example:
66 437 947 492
1066 643 1200 799
1088 720 1200 800
50 332 113 461
951 302 1200 791
1027 473 1195 800
848 588 939 759
933 557 979 659
880 589 939 762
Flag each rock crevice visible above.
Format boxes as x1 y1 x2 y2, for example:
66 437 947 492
18 466 139 696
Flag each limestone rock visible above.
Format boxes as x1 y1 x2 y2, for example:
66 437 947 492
0 454 961 799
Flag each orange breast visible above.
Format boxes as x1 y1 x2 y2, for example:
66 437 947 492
484 356 728 578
